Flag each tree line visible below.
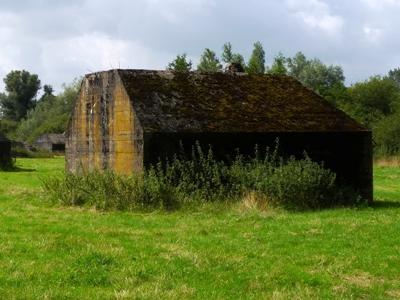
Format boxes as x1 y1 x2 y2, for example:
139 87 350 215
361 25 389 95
0 71 79 143
0 41 400 156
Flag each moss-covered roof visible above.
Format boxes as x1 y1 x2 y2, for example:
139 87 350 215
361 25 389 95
109 69 367 132
36 133 65 144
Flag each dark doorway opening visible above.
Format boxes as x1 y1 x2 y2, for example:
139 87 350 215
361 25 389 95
52 143 65 152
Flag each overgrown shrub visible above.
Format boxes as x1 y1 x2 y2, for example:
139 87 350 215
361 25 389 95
154 143 233 201
227 150 351 210
42 170 178 211
255 156 337 210
42 144 364 211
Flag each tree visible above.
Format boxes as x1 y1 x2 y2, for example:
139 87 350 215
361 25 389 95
43 85 54 97
373 112 400 155
286 52 308 78
15 79 81 142
222 42 234 64
197 48 222 72
0 70 41 121
246 41 265 74
167 54 192 72
39 84 56 104
269 52 288 75
222 42 246 70
286 52 346 105
388 68 400 88
0 118 18 137
345 76 400 127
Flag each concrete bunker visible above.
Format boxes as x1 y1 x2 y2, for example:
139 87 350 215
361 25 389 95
35 134 65 152
66 69 373 201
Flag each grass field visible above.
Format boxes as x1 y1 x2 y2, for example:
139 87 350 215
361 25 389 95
0 157 399 299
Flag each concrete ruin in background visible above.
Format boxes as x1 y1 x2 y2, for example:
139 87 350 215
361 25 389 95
35 133 65 152
66 69 373 201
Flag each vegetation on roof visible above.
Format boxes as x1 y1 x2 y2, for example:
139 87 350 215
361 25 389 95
118 70 367 133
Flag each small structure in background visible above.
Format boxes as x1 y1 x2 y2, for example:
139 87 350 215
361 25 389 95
66 69 373 202
0 133 12 168
35 133 65 152
224 62 245 73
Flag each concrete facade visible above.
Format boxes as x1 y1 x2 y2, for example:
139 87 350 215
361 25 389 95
35 134 65 152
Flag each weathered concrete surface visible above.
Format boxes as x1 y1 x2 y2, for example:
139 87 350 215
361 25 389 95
66 70 143 175
35 134 65 152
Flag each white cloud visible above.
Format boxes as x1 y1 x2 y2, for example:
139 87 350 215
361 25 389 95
363 26 383 43
42 34 130 71
0 0 399 91
0 12 24 81
145 0 216 24
361 0 400 9
37 33 172 90
285 0 344 35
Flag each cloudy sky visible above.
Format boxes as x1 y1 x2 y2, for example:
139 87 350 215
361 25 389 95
0 0 399 92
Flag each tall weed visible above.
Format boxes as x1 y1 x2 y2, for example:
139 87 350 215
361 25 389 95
42 143 365 211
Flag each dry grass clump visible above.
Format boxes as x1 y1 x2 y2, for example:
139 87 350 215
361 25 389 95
374 156 400 167
237 191 272 212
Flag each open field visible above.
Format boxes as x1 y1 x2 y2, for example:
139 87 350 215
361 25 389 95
0 157 399 299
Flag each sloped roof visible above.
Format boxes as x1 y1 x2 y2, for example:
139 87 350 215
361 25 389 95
114 69 366 133
36 133 65 144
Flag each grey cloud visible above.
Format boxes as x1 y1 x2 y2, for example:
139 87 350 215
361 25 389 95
0 0 399 91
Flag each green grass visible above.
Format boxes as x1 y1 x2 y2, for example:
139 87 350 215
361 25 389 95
0 158 399 299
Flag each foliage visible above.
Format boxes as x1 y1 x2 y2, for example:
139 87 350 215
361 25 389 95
286 52 308 78
15 79 80 142
231 151 359 210
0 70 41 121
221 42 234 64
373 112 400 156
344 76 400 128
166 54 192 72
388 68 400 88
154 143 233 201
43 144 362 211
0 119 18 137
42 170 177 211
221 42 246 69
256 157 346 210
197 48 222 72
42 84 54 97
286 52 346 105
246 41 265 74
268 52 288 75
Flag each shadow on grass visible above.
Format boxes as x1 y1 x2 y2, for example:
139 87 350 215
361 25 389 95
0 166 36 173
371 200 400 209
